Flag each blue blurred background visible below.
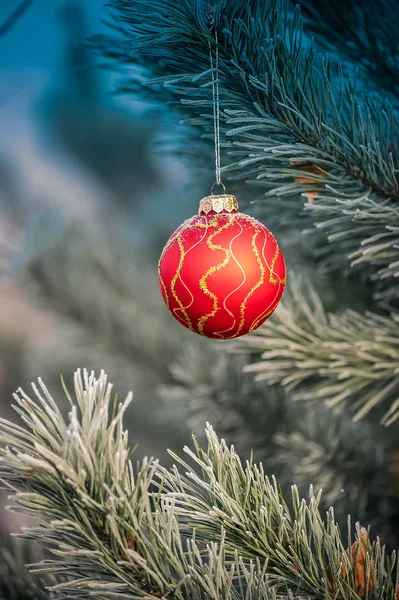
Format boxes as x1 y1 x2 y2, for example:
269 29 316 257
0 0 213 538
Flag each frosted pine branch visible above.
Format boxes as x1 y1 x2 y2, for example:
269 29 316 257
0 542 55 599
0 370 281 599
100 0 399 295
159 345 394 532
0 369 397 599
232 277 399 425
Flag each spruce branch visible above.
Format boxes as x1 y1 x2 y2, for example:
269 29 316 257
101 0 399 293
231 277 399 425
0 368 397 599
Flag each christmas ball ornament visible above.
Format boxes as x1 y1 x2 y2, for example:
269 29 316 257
158 191 286 339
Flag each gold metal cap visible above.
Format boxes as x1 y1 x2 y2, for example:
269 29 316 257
198 194 239 215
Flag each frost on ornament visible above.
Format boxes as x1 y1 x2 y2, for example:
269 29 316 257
158 193 286 339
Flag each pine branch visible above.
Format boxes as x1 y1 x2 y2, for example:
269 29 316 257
297 0 399 104
100 0 399 295
163 430 396 598
0 370 280 599
0 542 55 600
0 368 397 599
232 277 399 425
159 344 399 544
271 409 399 545
159 348 286 458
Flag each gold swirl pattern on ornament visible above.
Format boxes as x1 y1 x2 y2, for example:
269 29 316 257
170 235 195 331
159 223 189 262
269 242 286 285
160 213 285 336
213 219 246 338
158 273 170 309
173 217 209 324
228 224 266 339
238 213 285 286
197 216 235 335
159 215 227 333
249 228 286 331
249 288 282 332
160 216 225 267
249 250 285 331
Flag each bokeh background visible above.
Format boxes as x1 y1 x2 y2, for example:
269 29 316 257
0 0 215 540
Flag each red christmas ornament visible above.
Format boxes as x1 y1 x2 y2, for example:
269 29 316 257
158 192 286 339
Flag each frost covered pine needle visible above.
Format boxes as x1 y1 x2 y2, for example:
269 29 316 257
0 369 396 600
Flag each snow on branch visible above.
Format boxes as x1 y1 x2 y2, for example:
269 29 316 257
0 369 396 599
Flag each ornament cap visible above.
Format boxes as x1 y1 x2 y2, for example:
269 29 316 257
199 193 239 215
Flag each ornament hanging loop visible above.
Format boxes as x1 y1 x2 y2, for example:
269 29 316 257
208 25 223 192
211 181 227 195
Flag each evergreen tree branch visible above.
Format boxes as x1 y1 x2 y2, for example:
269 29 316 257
162 429 396 598
0 369 397 600
159 349 287 459
0 370 280 599
0 542 55 599
297 0 399 104
159 345 399 545
232 277 399 425
100 0 399 294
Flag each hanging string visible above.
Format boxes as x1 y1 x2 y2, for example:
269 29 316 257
208 28 222 189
